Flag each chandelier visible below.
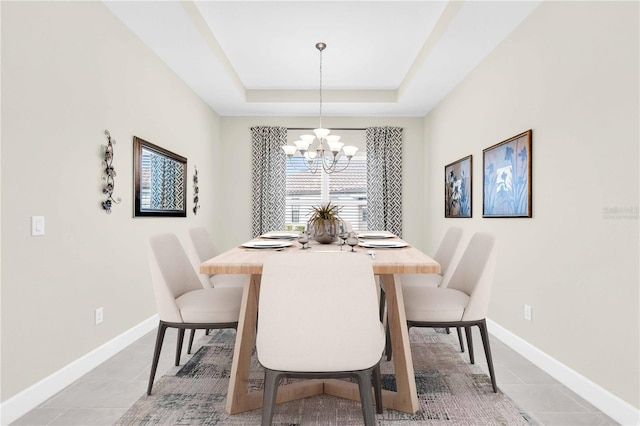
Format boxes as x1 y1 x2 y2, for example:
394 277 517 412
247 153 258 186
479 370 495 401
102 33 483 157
281 42 358 174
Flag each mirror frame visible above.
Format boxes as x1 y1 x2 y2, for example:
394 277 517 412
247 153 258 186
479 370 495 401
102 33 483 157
133 136 187 217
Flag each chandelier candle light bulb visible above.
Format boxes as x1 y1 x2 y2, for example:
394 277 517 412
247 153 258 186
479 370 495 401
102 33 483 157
281 42 358 174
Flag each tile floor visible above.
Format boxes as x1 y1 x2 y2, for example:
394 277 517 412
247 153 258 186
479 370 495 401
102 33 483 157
12 327 618 425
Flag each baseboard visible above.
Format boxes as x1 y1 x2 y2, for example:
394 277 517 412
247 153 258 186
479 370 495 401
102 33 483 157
487 318 640 426
0 315 158 425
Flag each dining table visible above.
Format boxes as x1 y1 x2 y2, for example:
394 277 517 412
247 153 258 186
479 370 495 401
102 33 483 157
200 231 440 415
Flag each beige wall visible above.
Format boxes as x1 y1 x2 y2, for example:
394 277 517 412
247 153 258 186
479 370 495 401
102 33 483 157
424 1 639 408
216 117 426 251
1 1 223 400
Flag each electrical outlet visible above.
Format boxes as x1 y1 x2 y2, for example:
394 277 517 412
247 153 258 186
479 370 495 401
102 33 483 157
95 307 104 325
524 304 532 321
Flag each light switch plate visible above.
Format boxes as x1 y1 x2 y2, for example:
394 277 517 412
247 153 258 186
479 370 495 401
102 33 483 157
31 216 45 236
524 304 532 321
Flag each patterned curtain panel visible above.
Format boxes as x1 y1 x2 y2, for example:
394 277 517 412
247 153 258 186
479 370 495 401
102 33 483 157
366 127 403 237
150 156 184 210
251 126 287 237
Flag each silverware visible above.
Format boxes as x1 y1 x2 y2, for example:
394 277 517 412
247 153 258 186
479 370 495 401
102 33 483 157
368 250 376 260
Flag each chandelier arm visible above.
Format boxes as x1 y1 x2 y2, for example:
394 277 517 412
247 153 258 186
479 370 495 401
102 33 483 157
321 154 342 174
289 154 321 174
322 156 353 174
332 158 353 174
321 157 334 174
310 157 321 174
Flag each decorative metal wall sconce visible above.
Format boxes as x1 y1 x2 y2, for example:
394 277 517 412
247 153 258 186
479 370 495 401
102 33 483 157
101 130 121 213
193 165 200 214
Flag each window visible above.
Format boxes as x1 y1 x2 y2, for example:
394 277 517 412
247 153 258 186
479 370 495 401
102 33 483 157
285 130 367 231
291 205 300 223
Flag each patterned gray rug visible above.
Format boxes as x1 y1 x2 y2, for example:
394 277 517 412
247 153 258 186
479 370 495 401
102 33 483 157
117 328 535 425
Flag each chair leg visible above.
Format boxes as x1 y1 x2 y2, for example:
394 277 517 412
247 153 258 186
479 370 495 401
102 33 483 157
147 322 168 395
380 287 393 361
372 364 383 414
456 327 465 352
187 329 196 354
478 320 498 393
175 328 185 366
379 287 386 322
355 369 376 426
465 326 474 364
385 320 392 361
261 369 280 426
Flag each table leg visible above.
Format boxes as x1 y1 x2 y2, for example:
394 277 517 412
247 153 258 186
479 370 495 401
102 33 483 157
226 274 261 414
380 274 419 413
225 273 325 414
323 274 419 413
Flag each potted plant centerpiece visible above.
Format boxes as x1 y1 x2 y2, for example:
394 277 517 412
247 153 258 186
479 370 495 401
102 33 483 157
307 202 344 244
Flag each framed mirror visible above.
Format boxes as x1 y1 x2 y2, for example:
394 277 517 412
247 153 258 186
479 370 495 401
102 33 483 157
134 136 187 217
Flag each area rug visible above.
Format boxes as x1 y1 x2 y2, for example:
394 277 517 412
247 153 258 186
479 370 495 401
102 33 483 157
117 328 535 425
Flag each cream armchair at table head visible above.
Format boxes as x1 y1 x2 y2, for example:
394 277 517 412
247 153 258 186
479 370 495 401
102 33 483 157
146 233 243 395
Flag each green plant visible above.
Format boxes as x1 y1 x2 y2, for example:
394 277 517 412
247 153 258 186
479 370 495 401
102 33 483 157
307 202 343 242
308 202 342 226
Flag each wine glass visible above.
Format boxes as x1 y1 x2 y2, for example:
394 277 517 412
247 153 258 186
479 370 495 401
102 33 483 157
298 231 309 249
346 232 359 252
338 230 349 251
339 232 348 251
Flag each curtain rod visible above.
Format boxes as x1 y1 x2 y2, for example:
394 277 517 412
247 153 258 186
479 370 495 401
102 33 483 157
287 127 367 131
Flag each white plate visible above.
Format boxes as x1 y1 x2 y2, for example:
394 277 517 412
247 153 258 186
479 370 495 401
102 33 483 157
241 241 293 249
261 232 299 239
358 240 408 248
356 232 394 239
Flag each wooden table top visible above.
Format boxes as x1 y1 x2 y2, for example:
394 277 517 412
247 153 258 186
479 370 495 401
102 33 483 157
200 235 441 276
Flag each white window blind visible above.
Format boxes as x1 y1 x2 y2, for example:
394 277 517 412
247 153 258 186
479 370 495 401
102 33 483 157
285 152 367 231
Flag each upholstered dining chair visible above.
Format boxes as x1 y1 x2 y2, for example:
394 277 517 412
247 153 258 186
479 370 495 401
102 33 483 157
399 226 464 289
186 227 249 353
402 232 498 392
256 252 385 426
381 227 464 359
187 227 249 289
146 233 243 395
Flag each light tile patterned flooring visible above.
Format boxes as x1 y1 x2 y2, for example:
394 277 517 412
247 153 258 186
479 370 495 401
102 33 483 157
12 327 618 425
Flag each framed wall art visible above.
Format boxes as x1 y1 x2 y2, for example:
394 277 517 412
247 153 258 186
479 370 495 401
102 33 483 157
134 136 187 217
483 130 532 218
444 155 472 218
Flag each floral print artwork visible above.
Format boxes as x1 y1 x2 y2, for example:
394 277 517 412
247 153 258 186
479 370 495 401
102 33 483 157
445 155 472 218
483 130 532 217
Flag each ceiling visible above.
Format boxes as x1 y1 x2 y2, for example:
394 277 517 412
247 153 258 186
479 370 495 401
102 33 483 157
104 1 541 118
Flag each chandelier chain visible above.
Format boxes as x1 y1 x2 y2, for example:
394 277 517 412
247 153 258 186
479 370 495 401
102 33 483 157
318 45 323 128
